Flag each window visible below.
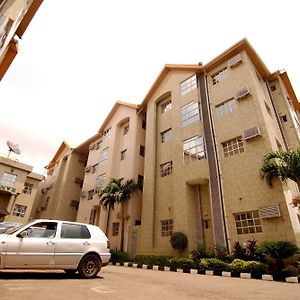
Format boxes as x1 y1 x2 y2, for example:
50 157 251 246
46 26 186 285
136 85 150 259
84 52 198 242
121 149 127 160
89 209 97 224
123 125 129 135
99 147 109 165
61 223 91 239
138 175 144 188
181 101 201 127
139 145 145 157
96 173 106 190
142 119 146 129
160 161 173 177
161 100 172 113
161 219 173 236
183 136 205 164
270 85 277 92
161 128 171 143
1 172 17 186
26 222 57 238
212 67 228 85
280 115 288 123
12 204 27 217
103 127 112 139
180 75 197 96
88 190 94 200
234 211 262 235
216 98 236 117
96 141 102 150
112 222 120 236
23 183 33 194
222 137 244 157
265 102 272 117
92 163 99 173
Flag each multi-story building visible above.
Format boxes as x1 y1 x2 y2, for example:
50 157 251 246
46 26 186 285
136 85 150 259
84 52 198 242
76 101 145 256
0 0 43 80
138 39 300 255
32 140 92 222
0 155 43 223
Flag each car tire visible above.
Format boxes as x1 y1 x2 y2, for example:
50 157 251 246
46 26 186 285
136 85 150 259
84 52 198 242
78 254 101 279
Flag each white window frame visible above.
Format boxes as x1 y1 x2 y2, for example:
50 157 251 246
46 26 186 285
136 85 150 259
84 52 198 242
222 137 244 157
181 101 201 127
234 210 262 235
160 161 173 177
183 136 205 164
99 147 109 165
216 98 236 117
1 172 17 186
161 100 172 113
161 128 172 143
12 204 27 217
180 75 197 96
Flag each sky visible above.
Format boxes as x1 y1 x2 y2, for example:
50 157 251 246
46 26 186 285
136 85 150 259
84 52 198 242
0 0 299 175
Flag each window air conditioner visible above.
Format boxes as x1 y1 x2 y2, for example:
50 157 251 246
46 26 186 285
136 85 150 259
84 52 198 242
228 54 242 68
259 204 281 219
243 126 261 140
235 87 251 100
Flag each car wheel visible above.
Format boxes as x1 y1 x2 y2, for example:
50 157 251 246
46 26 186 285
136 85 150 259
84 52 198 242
78 254 101 279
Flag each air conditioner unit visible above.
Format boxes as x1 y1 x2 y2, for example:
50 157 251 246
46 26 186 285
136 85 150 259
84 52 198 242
85 165 91 173
89 143 96 150
228 54 242 68
259 203 281 219
243 126 261 140
235 87 251 100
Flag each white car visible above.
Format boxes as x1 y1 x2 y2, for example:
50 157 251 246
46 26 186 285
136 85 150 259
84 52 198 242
0 219 111 278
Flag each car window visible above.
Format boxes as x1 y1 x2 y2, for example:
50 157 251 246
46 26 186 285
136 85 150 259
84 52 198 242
24 222 57 238
61 223 91 239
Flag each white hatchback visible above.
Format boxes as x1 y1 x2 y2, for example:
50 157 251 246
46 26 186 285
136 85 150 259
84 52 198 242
0 219 111 278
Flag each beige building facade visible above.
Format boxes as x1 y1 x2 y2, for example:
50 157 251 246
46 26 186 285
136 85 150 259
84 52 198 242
0 155 43 223
139 39 300 255
32 140 90 222
76 102 145 256
0 0 43 80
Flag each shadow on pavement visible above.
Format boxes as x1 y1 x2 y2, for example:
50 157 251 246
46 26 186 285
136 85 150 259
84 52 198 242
0 270 104 280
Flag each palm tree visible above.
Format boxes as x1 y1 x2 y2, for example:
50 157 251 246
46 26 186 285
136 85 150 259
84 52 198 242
260 149 300 190
99 178 140 251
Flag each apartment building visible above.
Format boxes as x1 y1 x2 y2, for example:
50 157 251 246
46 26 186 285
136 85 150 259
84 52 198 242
138 39 300 255
32 140 91 222
0 155 43 223
76 101 145 256
0 0 43 80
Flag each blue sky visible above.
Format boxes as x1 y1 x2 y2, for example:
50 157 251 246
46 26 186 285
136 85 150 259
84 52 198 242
0 0 299 174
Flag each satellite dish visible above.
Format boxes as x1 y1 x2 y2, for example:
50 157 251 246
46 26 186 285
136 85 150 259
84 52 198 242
7 141 21 157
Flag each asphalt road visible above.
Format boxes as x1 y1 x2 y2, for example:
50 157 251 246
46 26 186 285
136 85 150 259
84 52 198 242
1 266 300 300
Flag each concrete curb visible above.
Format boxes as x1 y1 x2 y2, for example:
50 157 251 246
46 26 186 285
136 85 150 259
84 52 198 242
109 263 299 283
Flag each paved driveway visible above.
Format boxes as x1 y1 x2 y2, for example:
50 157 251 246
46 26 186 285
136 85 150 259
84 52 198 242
1 266 300 300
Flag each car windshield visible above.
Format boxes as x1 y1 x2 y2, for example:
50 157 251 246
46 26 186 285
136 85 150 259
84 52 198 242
1 224 26 234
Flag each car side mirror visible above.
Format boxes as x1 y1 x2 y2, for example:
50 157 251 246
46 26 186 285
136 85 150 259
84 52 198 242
17 230 29 238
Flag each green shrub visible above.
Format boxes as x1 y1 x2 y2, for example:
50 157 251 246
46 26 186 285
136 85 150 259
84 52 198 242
199 258 230 272
229 259 268 278
169 258 196 271
277 266 299 281
256 241 299 259
110 250 129 263
232 241 246 260
170 232 188 254
133 254 173 267
191 244 214 262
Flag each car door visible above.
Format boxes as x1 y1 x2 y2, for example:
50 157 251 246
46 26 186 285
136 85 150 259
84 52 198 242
54 223 91 267
3 221 58 268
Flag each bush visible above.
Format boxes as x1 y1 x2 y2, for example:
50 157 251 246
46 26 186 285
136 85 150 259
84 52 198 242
232 241 246 260
256 240 299 259
170 232 188 254
191 244 214 262
199 258 230 272
229 259 268 278
169 258 196 271
276 266 299 281
110 250 129 263
133 254 173 267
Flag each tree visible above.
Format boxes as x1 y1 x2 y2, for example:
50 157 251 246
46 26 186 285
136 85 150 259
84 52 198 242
99 178 140 251
170 232 188 257
260 149 300 189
